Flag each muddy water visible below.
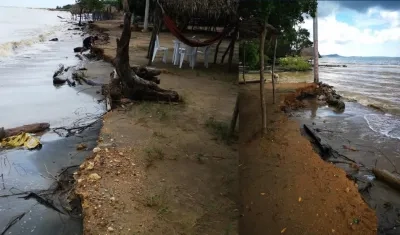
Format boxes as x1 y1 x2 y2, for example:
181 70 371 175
292 102 400 234
0 9 111 235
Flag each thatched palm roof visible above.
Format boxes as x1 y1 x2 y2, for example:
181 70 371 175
239 17 280 40
160 0 238 19
300 47 321 59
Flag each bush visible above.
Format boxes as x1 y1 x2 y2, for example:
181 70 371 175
239 41 259 70
278 56 312 71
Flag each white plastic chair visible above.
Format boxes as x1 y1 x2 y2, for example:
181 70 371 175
172 40 184 65
152 35 168 63
179 45 198 69
197 46 211 68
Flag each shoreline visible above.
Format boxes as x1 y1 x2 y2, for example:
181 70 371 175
0 17 114 234
239 83 378 234
74 19 380 234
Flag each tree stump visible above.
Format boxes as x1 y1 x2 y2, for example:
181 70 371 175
112 11 180 102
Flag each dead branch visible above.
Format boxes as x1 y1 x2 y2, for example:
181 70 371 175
20 192 65 214
0 212 26 235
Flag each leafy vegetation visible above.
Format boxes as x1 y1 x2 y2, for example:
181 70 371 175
56 4 73 10
278 56 312 71
239 41 260 70
239 0 317 71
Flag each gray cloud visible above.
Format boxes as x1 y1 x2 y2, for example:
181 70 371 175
335 1 400 12
318 1 340 17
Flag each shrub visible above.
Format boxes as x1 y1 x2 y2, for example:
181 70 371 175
278 56 312 71
239 41 260 70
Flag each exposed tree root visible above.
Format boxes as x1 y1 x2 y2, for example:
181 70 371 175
112 11 181 103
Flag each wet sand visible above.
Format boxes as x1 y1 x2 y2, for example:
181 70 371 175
239 83 377 234
0 123 100 235
293 101 400 234
0 19 114 234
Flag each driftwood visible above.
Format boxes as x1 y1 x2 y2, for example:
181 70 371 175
131 65 161 84
73 47 87 53
112 6 180 102
66 78 76 87
303 124 332 158
20 192 65 214
53 64 65 78
2 123 50 138
53 77 67 85
0 127 5 140
53 65 79 87
373 168 400 192
0 212 26 235
75 54 85 61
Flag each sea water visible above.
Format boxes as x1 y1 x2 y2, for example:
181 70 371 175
317 56 400 139
0 7 103 129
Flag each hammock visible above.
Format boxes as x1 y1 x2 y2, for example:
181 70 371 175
162 15 233 47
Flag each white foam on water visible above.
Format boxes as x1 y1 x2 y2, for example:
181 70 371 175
364 114 400 139
0 25 62 59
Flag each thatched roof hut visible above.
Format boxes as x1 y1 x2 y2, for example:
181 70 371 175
300 47 321 59
159 0 239 19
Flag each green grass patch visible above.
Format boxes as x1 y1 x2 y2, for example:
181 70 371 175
278 56 312 71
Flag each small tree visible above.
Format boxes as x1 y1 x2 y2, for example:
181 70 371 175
143 0 150 31
111 0 181 103
238 0 317 133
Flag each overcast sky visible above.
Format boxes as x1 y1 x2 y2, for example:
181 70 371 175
301 1 400 57
0 0 75 8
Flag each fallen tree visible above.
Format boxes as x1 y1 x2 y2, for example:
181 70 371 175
373 168 400 192
0 123 50 140
110 3 180 102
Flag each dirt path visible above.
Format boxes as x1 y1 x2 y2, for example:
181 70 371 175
239 83 377 234
75 21 239 235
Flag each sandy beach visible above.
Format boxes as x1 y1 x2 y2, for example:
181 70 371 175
70 18 383 235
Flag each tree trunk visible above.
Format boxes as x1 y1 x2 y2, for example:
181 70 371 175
221 40 233 64
230 95 239 136
271 36 278 104
213 38 223 64
147 8 162 65
79 8 83 25
313 9 319 83
227 25 239 72
260 21 267 133
143 0 150 31
112 2 180 102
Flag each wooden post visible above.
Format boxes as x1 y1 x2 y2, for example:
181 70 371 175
230 95 239 136
213 38 223 64
221 41 233 64
260 20 267 132
227 25 239 71
242 41 246 84
271 36 278 104
313 9 319 83
143 0 150 31
148 8 162 66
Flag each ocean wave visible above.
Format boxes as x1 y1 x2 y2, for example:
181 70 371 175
364 114 400 139
0 27 60 57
